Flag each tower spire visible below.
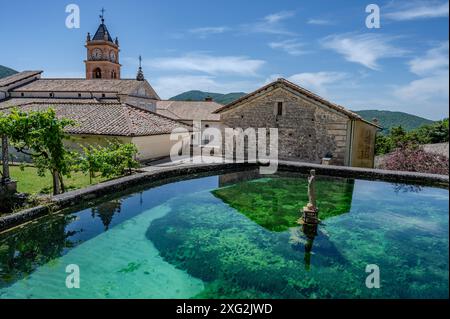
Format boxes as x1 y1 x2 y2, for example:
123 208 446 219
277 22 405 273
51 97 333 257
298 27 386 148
136 55 145 81
100 7 105 24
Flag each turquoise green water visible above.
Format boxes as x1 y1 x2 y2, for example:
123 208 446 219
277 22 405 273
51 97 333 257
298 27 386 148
0 170 448 298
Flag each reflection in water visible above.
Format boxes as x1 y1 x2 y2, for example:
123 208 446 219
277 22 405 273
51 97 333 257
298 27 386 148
91 199 122 230
213 171 355 232
0 171 448 299
0 214 78 287
289 224 319 271
218 169 262 187
302 223 318 271
391 183 423 194
0 177 220 292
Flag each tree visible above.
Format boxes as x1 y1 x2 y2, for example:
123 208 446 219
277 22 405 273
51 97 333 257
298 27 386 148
0 108 75 195
1 135 10 183
375 134 393 155
380 145 449 175
412 118 449 144
76 140 138 181
375 119 450 155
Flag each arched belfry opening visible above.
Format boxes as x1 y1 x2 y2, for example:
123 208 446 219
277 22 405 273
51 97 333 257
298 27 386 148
93 68 102 79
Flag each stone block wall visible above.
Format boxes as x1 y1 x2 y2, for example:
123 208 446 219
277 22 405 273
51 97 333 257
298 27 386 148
220 87 351 165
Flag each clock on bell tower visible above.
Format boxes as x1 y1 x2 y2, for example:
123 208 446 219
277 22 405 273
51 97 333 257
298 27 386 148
84 9 121 79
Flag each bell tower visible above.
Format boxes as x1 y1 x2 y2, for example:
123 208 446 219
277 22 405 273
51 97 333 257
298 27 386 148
85 9 121 79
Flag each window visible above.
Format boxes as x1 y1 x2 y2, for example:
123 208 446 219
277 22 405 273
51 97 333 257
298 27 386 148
205 124 210 128
78 93 82 97
49 92 54 97
102 93 106 98
20 93 24 97
277 102 283 116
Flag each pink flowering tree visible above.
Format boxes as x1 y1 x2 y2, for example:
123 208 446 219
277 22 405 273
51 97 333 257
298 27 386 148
381 145 449 175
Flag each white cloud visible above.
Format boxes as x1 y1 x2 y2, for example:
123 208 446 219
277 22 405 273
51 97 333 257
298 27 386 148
242 11 296 35
386 1 449 21
264 11 295 24
395 42 449 104
188 26 230 38
307 18 333 25
409 41 449 76
264 72 347 96
152 75 257 99
145 54 265 76
321 33 406 70
268 39 308 56
394 71 449 100
287 72 348 95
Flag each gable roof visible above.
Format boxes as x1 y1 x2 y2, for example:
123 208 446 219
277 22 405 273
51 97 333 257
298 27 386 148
0 102 189 137
11 78 158 97
214 78 381 128
156 100 222 121
0 71 42 88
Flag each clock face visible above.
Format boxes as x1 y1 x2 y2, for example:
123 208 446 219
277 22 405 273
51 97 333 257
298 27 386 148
109 51 116 62
92 48 103 60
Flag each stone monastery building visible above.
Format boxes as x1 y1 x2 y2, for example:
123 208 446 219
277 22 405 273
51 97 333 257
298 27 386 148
0 14 380 167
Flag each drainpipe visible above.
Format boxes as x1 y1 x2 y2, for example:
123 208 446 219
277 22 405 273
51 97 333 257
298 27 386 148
1 135 10 183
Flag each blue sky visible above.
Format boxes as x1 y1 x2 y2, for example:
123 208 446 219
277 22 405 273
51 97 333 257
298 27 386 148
0 0 448 119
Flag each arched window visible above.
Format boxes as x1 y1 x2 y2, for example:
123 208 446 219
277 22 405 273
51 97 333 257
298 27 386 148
93 68 102 79
111 70 116 79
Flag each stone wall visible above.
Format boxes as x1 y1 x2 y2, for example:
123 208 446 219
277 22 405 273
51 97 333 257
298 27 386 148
219 87 350 165
422 143 449 158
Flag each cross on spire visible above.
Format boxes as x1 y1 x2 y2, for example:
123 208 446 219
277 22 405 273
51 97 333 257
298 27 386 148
100 7 105 23
136 55 145 81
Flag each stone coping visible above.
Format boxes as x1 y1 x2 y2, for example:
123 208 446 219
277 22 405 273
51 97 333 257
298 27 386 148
0 161 448 233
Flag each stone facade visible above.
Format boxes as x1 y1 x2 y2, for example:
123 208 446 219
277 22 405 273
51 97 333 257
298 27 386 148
219 86 351 165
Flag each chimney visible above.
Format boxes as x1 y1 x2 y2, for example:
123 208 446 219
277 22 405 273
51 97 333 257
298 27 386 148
204 96 213 102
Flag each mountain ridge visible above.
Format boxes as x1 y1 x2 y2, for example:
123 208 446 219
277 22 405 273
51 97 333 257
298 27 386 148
169 90 436 132
169 90 246 105
353 110 434 133
0 65 18 79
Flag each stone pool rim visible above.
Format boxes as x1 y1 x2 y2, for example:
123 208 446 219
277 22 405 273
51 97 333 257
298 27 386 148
0 160 448 232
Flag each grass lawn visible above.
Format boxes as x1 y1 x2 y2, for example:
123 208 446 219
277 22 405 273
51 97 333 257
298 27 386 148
9 166 109 194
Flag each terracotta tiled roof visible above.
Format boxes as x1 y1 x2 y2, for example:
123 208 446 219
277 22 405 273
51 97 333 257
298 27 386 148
0 71 42 88
214 78 381 128
1 102 190 137
156 100 222 121
11 78 149 95
0 97 102 110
